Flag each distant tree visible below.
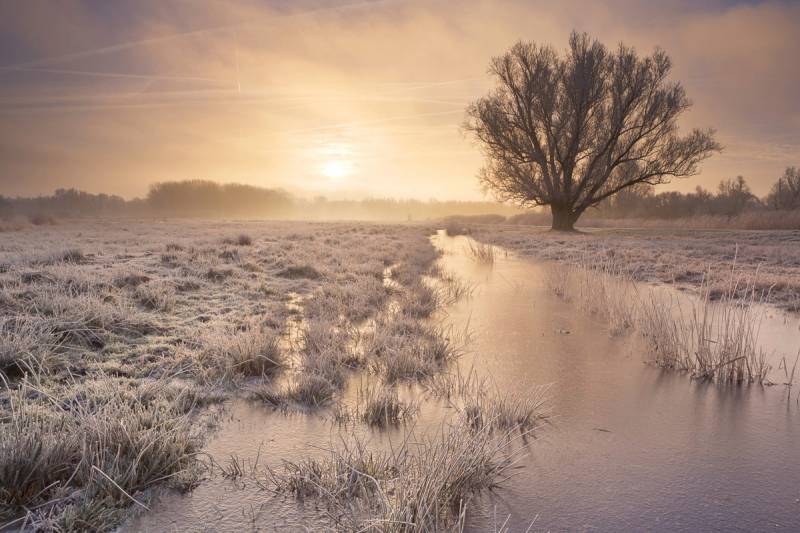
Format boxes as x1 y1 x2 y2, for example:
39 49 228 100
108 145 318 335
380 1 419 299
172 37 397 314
465 32 720 231
693 185 713 206
597 182 654 218
714 176 758 216
765 167 800 210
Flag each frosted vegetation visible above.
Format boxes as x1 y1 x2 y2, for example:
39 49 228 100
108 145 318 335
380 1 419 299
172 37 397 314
466 225 800 313
0 220 551 531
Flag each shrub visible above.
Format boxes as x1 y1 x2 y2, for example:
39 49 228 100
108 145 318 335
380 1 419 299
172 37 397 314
28 213 56 226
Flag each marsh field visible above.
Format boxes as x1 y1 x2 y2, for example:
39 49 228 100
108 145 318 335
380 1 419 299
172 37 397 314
5 0 800 529
1 219 799 532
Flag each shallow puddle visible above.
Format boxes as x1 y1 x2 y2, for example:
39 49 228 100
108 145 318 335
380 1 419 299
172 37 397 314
129 232 800 532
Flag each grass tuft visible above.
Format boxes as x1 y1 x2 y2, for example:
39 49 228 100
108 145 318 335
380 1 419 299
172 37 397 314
266 419 530 531
358 385 415 427
196 323 283 380
28 213 57 226
134 281 176 311
286 373 336 407
0 317 55 378
204 267 233 282
465 239 495 264
222 234 252 246
254 373 336 409
54 249 86 264
277 265 323 280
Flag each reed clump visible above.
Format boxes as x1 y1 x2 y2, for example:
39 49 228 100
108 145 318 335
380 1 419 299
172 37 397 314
638 275 771 384
428 369 551 434
465 240 495 264
545 252 773 384
357 385 416 427
545 251 637 336
266 420 530 531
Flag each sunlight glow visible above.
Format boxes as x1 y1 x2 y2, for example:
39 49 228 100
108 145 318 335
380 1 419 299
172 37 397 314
321 159 352 181
320 156 354 183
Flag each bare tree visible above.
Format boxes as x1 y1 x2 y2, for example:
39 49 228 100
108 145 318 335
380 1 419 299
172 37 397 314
715 175 758 215
765 167 800 210
465 32 721 231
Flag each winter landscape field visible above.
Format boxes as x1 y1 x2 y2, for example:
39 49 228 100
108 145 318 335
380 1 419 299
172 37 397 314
3 0 800 531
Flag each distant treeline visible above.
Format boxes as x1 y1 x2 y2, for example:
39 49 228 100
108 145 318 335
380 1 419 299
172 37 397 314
595 168 800 220
0 179 520 222
441 168 800 230
146 181 294 218
3 170 797 226
0 188 131 220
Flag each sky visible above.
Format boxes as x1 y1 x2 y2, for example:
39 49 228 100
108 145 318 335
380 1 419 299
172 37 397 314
0 0 798 201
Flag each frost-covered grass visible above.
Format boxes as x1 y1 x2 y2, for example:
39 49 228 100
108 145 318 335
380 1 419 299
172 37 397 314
470 225 800 313
265 417 535 531
543 252 773 384
0 219 445 530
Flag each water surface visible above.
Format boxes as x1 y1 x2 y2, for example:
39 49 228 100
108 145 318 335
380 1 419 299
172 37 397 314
438 233 800 532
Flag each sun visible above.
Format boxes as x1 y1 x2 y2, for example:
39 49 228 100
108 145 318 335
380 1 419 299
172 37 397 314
321 159 352 182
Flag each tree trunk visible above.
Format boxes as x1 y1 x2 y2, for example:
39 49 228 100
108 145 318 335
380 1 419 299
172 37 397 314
550 205 580 231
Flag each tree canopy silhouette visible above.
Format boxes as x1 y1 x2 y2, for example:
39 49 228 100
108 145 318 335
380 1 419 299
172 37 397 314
766 167 800 211
465 32 721 231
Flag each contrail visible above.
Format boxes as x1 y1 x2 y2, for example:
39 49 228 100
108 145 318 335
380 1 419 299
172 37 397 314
234 31 241 95
0 0 402 71
0 96 465 115
0 89 469 112
0 88 237 106
4 66 229 84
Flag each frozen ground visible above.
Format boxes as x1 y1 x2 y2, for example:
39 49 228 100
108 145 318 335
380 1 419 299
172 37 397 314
468 225 800 312
1 219 475 530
